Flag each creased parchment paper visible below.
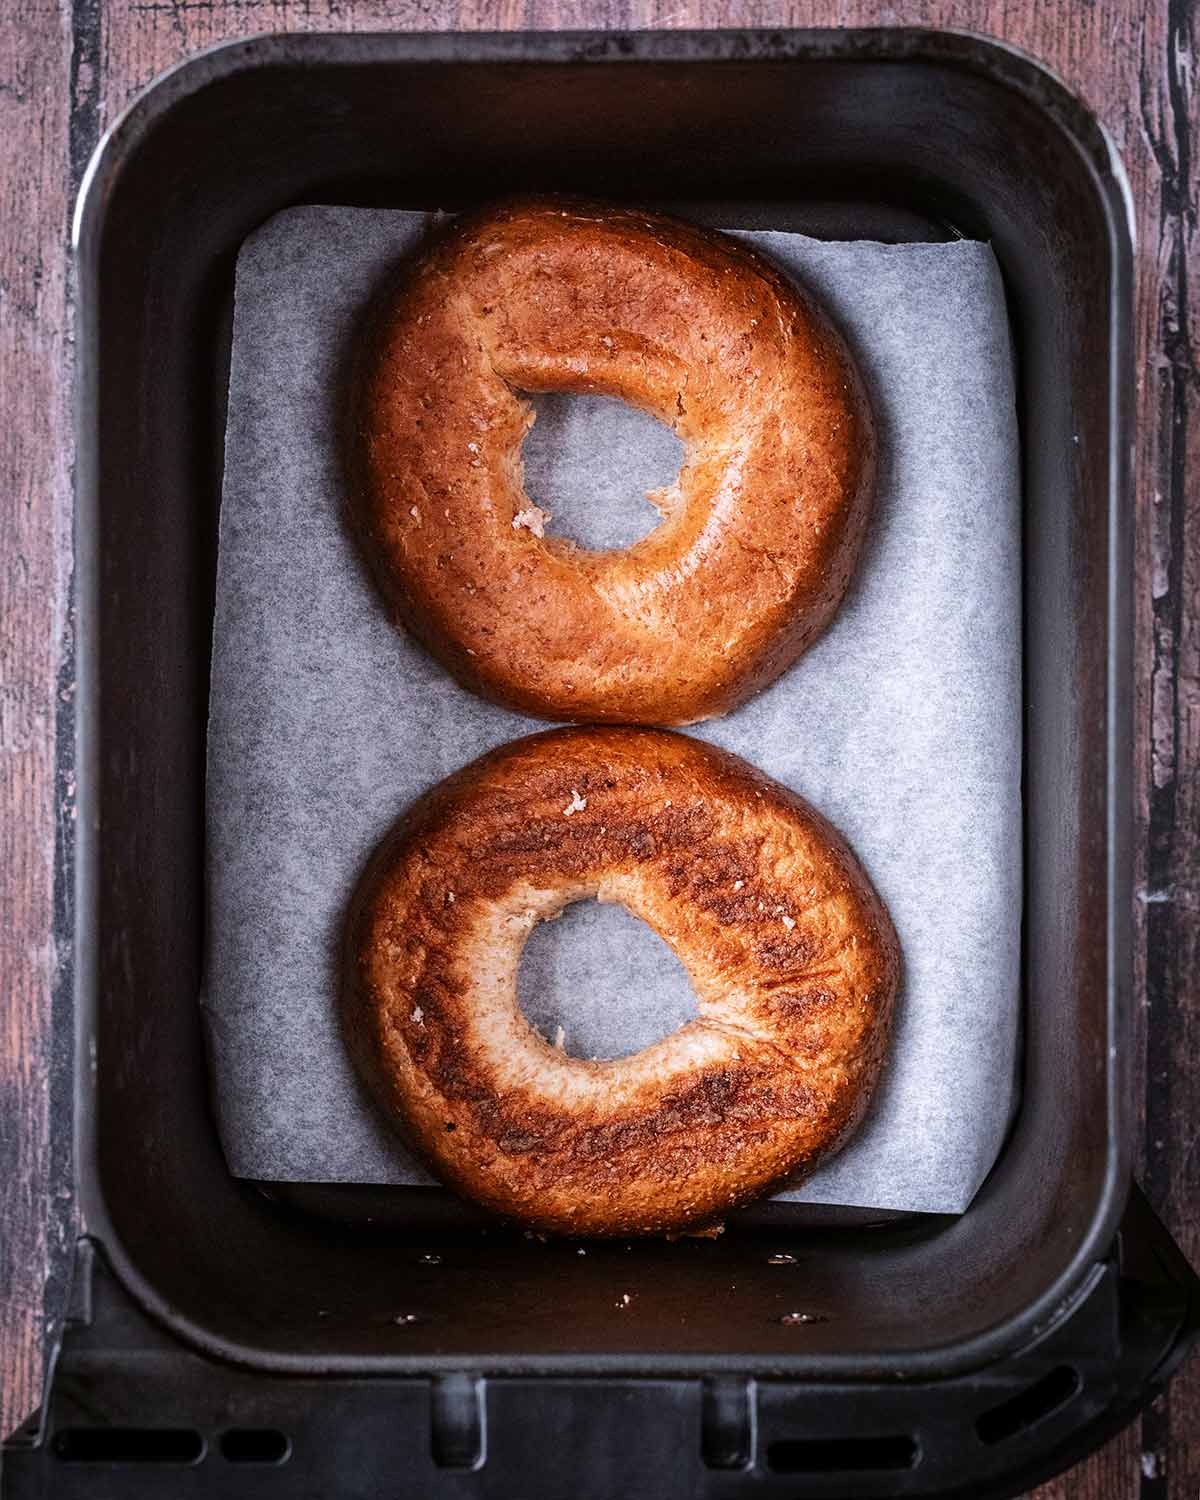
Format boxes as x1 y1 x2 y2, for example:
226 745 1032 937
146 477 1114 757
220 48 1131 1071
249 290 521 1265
206 207 1021 1214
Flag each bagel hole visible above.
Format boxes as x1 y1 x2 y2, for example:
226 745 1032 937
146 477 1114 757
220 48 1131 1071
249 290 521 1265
521 393 684 551
518 898 698 1060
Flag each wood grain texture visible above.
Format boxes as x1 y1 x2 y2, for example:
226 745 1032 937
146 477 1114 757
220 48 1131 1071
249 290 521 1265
0 0 72 1456
0 1 1195 1497
1133 6 1200 1500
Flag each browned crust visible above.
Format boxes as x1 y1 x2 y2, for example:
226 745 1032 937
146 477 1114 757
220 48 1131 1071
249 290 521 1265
343 728 900 1236
347 197 876 725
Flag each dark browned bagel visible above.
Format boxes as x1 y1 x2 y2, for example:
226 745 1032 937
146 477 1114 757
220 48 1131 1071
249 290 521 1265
349 198 875 725
342 728 899 1236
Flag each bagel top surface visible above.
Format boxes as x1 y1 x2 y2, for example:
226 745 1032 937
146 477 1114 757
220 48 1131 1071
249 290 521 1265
343 727 900 1236
349 198 875 725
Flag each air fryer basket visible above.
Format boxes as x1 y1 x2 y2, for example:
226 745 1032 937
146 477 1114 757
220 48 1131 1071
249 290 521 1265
5 27 1197 1500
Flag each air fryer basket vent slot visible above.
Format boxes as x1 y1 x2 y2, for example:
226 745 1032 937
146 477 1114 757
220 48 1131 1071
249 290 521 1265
975 1364 1082 1444
431 1375 486 1470
701 1377 755 1469
219 1428 291 1464
766 1434 919 1472
52 1428 205 1465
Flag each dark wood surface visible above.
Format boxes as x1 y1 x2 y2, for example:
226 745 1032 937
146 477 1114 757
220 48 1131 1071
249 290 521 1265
0 1 1196 1495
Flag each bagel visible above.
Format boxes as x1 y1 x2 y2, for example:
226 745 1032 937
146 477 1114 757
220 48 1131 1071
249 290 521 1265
349 199 875 725
342 728 899 1235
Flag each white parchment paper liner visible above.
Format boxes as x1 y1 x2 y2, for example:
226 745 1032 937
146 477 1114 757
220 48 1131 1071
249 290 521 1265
206 207 1022 1214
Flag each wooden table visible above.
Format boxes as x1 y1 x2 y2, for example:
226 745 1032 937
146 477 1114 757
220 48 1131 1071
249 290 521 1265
1 1 1196 1495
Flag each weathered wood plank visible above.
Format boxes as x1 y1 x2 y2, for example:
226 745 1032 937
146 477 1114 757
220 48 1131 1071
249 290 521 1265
0 0 72 1453
1133 0 1200 1491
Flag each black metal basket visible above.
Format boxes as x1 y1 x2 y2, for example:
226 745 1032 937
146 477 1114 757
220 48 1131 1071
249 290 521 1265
5 28 1197 1499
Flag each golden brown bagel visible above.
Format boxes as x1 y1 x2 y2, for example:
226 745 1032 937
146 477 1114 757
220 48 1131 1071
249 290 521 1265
343 728 899 1236
349 199 875 725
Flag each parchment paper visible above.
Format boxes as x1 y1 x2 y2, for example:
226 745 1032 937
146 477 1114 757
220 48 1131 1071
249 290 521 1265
206 207 1022 1214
